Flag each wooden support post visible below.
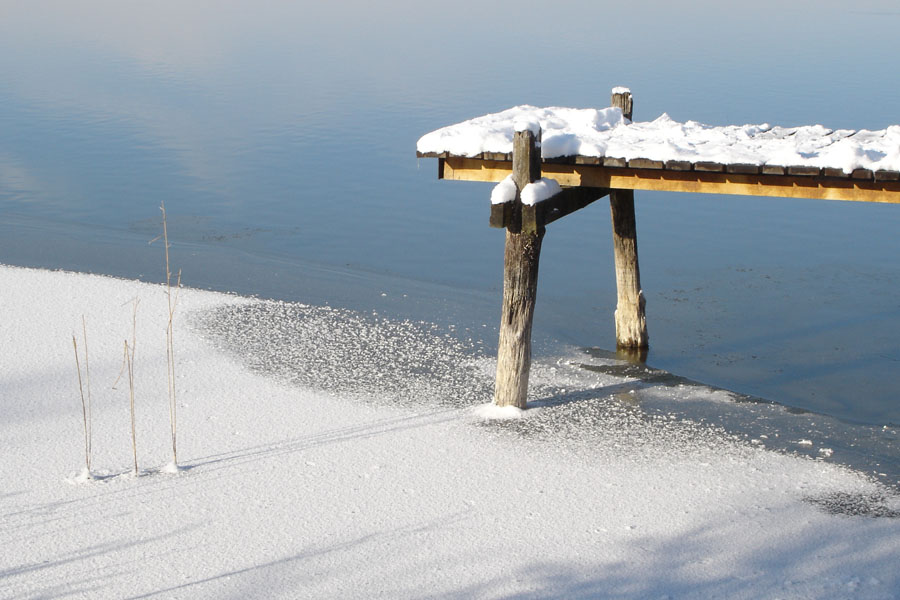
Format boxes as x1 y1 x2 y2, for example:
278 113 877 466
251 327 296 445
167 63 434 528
609 88 649 350
494 128 543 408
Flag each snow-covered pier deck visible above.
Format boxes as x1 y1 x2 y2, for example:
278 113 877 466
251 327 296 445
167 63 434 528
416 89 900 409
418 99 900 204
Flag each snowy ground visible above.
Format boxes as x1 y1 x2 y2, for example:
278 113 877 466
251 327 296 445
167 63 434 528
2 265 899 599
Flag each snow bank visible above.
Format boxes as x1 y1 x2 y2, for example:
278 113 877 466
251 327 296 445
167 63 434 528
2 264 899 599
418 105 900 174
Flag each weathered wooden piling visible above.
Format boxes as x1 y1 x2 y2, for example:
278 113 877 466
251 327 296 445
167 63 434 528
609 89 648 350
494 128 543 408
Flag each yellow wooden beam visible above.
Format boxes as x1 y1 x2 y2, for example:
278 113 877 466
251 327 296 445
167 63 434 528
441 157 900 204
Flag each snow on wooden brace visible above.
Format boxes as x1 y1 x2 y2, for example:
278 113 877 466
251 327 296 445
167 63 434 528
491 185 610 231
488 125 609 233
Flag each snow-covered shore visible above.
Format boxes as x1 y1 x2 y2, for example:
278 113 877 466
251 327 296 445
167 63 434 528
1 264 899 599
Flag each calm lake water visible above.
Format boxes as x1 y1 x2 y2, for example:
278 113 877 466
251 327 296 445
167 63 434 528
2 1 899 438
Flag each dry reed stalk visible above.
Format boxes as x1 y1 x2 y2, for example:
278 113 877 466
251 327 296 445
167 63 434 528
160 201 181 467
119 298 139 475
124 339 137 475
72 334 91 472
82 316 92 466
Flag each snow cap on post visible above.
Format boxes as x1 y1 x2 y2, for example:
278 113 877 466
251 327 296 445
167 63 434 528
490 175 517 205
513 118 542 142
521 177 562 206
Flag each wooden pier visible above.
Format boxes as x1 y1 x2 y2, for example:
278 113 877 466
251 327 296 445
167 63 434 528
418 89 900 409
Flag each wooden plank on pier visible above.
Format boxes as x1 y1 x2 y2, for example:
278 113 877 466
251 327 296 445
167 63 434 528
441 157 900 204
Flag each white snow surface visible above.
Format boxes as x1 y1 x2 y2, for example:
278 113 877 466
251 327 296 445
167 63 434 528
2 264 900 599
521 177 562 206
417 105 900 173
417 105 627 159
513 118 542 136
490 174 516 204
490 175 563 206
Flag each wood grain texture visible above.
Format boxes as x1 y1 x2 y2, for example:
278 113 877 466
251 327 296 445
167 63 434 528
611 89 634 121
494 229 543 407
608 89 648 350
787 165 821 176
490 201 512 228
761 165 786 175
665 160 692 171
628 158 663 169
726 163 760 175
609 189 648 349
441 158 900 203
540 187 609 226
494 129 543 408
695 161 725 172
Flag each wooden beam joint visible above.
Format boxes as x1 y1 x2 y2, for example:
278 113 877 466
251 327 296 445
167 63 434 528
491 187 609 230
